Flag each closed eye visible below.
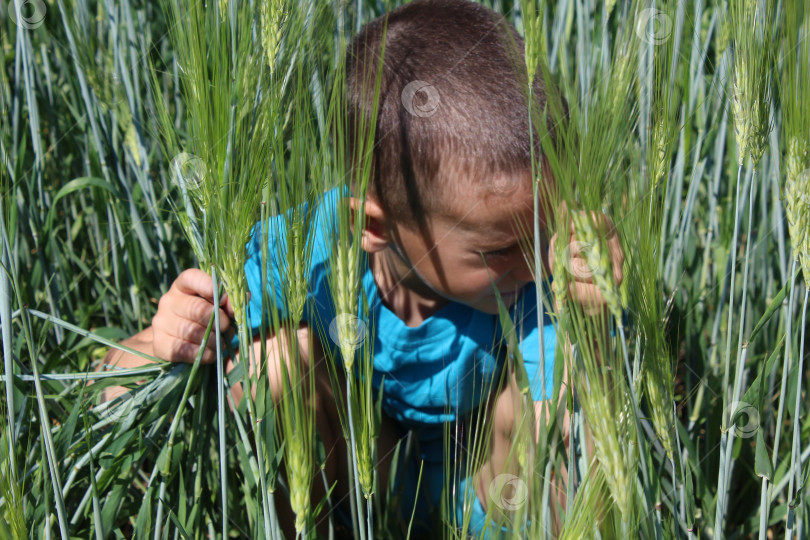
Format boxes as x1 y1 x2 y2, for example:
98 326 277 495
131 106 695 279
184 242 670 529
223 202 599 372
484 245 516 258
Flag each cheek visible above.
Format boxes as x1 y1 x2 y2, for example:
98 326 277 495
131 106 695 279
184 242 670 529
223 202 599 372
431 257 496 297
462 267 508 296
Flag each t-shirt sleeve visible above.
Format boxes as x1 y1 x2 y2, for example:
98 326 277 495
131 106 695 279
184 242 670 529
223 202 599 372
237 188 344 346
510 282 557 401
241 214 293 332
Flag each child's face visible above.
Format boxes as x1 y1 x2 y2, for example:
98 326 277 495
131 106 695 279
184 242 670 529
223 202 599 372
387 175 544 315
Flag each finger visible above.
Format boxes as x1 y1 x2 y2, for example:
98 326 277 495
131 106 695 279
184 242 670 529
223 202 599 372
563 239 595 283
608 235 624 286
554 200 570 230
567 282 606 315
548 233 557 270
220 293 236 319
152 311 213 346
567 255 594 283
155 297 230 338
217 307 233 333
601 213 619 235
173 268 216 300
593 212 617 237
170 295 218 327
566 208 598 236
567 209 618 239
169 339 216 364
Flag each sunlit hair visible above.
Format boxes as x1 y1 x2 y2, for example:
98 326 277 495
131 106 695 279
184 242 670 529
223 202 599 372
345 0 567 226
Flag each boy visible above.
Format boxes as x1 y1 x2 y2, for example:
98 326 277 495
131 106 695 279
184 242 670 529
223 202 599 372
102 0 624 536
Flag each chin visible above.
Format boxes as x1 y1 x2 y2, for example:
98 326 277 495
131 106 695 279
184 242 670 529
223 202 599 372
471 294 518 315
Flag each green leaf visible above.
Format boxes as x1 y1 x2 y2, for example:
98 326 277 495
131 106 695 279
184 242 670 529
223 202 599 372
53 397 81 458
492 283 530 395
0 518 13 540
100 470 128 530
785 362 801 419
685 459 696 530
162 501 193 540
747 275 795 345
44 177 121 233
739 334 785 409
124 122 142 167
754 430 773 480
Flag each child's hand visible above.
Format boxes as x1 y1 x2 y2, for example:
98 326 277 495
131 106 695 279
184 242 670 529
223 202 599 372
151 269 237 363
548 210 624 317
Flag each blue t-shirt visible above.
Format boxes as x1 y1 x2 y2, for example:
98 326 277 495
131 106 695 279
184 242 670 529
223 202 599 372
241 188 557 431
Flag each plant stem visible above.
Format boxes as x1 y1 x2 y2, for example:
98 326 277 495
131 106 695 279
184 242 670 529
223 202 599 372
345 376 367 540
0 211 18 484
714 163 744 537
785 288 809 538
527 83 546 405
14 310 69 535
758 259 797 540
366 496 373 540
319 465 335 540
718 163 757 533
240 310 278 540
153 315 215 540
212 266 228 539
79 405 105 540
618 323 660 538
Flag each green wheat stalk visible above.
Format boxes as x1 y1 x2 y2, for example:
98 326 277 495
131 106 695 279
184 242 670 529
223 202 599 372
322 22 385 539
778 5 810 538
145 0 291 535
716 0 777 534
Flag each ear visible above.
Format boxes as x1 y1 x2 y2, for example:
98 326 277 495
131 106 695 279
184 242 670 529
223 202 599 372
349 196 390 253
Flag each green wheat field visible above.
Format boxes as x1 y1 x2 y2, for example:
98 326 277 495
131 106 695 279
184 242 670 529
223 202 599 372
1 0 809 538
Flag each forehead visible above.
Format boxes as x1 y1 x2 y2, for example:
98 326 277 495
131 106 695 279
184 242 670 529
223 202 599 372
436 180 537 241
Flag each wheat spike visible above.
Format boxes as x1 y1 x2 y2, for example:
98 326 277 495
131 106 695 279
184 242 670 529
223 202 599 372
582 391 636 517
730 0 774 166
220 257 247 329
522 1 544 82
334 241 360 369
286 225 308 322
643 352 675 460
730 60 768 165
552 239 569 314
611 51 633 118
785 136 810 286
571 212 623 321
356 432 374 499
287 434 311 535
261 0 287 72
650 115 669 194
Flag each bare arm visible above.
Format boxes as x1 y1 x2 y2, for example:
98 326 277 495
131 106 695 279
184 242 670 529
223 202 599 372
100 327 157 369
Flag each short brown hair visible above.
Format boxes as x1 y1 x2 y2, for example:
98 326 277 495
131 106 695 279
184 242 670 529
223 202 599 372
346 0 563 226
